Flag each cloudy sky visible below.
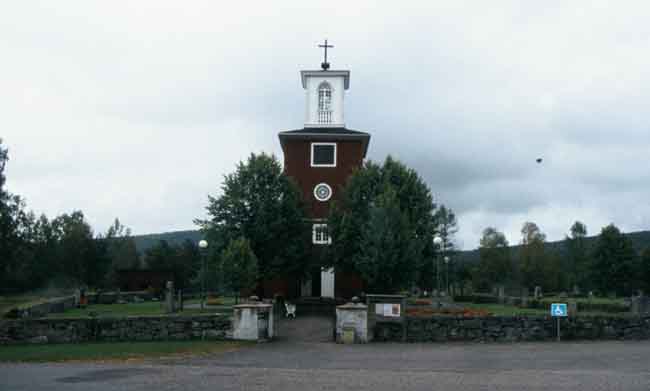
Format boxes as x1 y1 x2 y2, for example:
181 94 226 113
2 1 650 249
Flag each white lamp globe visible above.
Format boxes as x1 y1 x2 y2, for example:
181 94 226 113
198 240 208 249
433 236 442 246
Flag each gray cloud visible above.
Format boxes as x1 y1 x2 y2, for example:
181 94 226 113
2 1 650 249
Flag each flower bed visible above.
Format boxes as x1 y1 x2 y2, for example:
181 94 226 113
406 307 491 317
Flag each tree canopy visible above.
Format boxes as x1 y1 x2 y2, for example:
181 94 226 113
328 156 446 293
565 221 590 290
144 239 199 290
220 237 259 297
591 224 639 296
476 227 513 289
197 153 311 283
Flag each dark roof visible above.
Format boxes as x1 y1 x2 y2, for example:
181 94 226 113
278 127 371 157
280 127 369 135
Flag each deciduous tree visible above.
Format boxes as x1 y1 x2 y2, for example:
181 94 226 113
197 153 310 284
221 237 259 299
476 227 512 290
328 156 437 292
520 221 550 289
565 221 590 290
591 224 639 296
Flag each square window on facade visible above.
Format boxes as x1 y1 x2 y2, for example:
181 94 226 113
312 224 331 245
311 143 336 167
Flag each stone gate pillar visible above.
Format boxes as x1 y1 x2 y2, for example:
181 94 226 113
335 301 368 344
233 301 274 341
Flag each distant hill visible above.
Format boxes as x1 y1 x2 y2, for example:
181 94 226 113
132 228 650 260
455 229 650 265
132 230 204 253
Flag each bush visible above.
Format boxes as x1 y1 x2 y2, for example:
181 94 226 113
206 297 223 306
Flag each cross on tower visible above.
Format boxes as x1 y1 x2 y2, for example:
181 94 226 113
318 39 334 70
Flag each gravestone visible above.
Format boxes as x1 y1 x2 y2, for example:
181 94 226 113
631 296 650 314
568 300 578 317
463 281 474 296
165 281 175 313
521 287 530 307
572 285 581 296
534 286 543 300
521 295 529 308
497 285 506 304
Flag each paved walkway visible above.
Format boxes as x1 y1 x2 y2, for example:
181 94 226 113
275 315 335 342
3 340 650 390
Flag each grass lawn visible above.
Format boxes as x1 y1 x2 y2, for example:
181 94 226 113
457 302 548 316
540 296 626 305
44 298 235 319
0 340 245 363
456 302 630 316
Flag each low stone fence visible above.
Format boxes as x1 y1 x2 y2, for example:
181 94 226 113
5 296 77 319
374 315 650 343
0 314 231 345
87 291 155 305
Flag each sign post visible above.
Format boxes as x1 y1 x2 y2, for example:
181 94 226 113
550 303 568 341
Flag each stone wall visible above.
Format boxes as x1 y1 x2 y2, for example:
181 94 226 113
6 296 77 319
0 314 231 345
5 291 157 319
374 315 650 343
87 291 155 305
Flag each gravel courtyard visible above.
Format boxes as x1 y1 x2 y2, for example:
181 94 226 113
2 339 650 391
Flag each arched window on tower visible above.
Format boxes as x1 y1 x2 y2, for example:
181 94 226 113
317 82 332 124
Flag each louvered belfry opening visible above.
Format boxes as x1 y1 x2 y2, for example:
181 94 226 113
318 82 332 124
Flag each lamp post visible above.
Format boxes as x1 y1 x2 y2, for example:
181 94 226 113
198 240 209 311
433 236 443 295
444 256 450 295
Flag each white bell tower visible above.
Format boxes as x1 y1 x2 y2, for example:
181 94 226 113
301 40 350 128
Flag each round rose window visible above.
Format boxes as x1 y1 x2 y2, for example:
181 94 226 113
313 183 333 202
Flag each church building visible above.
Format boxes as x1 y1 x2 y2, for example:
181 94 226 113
276 42 371 299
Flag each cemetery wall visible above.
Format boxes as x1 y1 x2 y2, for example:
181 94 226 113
374 315 650 343
0 314 232 345
5 291 157 319
86 291 155 305
5 296 77 319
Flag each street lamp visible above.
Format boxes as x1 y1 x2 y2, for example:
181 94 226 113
444 256 450 295
198 239 209 311
433 236 443 295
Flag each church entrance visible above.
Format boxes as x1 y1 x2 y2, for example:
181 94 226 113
275 296 338 342
276 313 335 342
299 267 335 298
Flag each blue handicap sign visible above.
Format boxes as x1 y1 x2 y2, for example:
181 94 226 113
551 303 567 317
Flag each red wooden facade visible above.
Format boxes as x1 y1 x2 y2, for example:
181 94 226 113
274 127 370 299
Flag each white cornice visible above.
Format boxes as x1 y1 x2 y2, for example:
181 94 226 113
300 70 350 89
